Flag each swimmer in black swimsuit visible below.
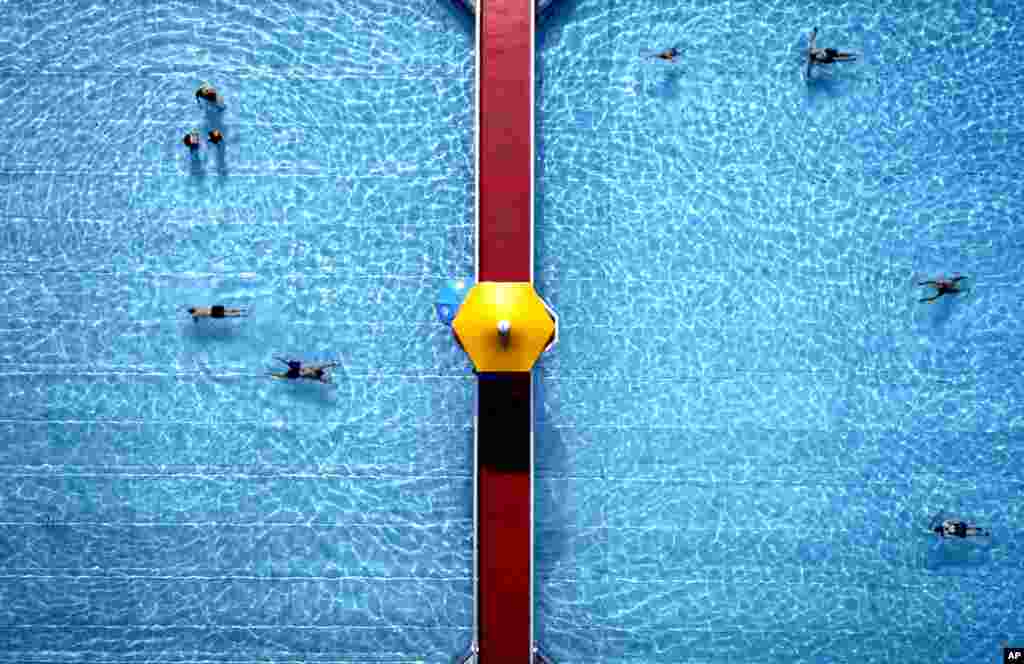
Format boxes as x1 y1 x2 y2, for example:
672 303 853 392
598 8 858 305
271 357 338 383
187 305 247 321
650 46 681 63
807 28 857 69
918 275 967 303
811 46 857 64
933 519 989 539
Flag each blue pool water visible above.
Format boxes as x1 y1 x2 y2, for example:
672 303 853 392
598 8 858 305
535 1 1023 663
0 0 475 661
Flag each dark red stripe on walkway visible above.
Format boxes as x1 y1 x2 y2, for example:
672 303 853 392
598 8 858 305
477 373 532 663
477 0 534 661
479 0 533 283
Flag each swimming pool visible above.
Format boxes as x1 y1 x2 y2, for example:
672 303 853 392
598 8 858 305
2 0 1021 662
0 0 475 661
535 1 1023 662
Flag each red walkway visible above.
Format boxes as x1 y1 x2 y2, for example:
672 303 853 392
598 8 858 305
478 0 533 283
476 0 535 662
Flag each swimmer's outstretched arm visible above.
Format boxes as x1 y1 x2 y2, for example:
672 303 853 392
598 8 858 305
806 29 818 78
299 361 338 370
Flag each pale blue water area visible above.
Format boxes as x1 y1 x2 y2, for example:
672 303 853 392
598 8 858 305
0 1 475 662
536 1 1023 663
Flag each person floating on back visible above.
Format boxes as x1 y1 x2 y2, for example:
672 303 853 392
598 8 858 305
918 275 967 303
933 519 990 539
649 46 681 63
195 83 226 110
271 357 338 383
188 305 246 321
806 28 857 77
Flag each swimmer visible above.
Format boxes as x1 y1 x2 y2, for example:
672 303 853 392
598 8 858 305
918 275 967 303
270 357 338 383
932 519 990 539
188 305 246 321
807 28 857 75
649 46 681 63
208 129 224 145
195 83 226 109
183 130 201 151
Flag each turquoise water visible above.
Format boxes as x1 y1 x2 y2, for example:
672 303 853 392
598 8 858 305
3 0 1022 662
0 1 475 661
536 1 1022 663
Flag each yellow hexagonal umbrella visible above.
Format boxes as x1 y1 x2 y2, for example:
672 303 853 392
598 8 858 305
452 282 557 372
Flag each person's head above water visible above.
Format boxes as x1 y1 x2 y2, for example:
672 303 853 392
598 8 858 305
208 129 223 144
196 84 218 101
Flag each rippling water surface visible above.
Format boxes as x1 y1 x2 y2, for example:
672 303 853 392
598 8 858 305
536 1 1023 662
0 1 475 662
4 0 1023 662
